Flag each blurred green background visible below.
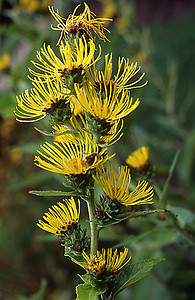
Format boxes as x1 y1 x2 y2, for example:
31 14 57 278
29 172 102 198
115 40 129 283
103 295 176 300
0 0 195 299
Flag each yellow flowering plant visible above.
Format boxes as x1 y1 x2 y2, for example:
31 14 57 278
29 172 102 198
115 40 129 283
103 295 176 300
15 3 164 299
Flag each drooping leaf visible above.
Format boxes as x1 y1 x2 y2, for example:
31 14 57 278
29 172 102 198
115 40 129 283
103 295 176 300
101 209 165 227
112 258 164 298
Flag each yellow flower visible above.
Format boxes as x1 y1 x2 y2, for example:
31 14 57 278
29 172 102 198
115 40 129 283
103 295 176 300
15 78 71 122
49 3 111 45
34 132 113 175
93 161 154 206
99 120 124 146
87 53 147 91
0 53 10 71
37 197 80 235
73 248 131 276
53 117 123 147
29 38 101 86
52 114 87 143
75 80 140 123
52 124 77 143
71 99 84 116
126 146 149 171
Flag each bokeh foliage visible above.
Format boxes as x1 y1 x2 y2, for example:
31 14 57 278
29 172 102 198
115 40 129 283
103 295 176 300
0 0 195 299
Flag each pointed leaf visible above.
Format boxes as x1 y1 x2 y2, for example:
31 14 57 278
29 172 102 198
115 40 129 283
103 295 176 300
29 190 78 197
34 126 77 136
78 274 91 283
160 149 180 207
113 258 164 298
76 283 107 300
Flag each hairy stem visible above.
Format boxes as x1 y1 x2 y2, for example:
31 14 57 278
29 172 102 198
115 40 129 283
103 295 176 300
87 180 99 255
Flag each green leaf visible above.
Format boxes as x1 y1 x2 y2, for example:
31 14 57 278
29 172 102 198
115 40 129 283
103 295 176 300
160 149 180 208
78 274 91 283
34 126 77 136
29 279 47 300
15 279 47 300
101 210 165 227
113 258 164 298
76 283 107 300
64 247 86 263
29 190 78 197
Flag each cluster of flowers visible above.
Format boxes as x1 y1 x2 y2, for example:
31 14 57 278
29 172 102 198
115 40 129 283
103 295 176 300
15 2 153 292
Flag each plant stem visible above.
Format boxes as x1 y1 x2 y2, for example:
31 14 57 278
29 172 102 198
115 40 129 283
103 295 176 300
165 209 195 245
87 180 99 256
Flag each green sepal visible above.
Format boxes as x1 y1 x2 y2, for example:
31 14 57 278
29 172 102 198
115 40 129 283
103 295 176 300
66 30 91 50
107 258 164 300
46 98 72 124
76 283 107 300
65 173 92 194
85 112 112 143
64 247 86 263
29 190 78 197
62 67 86 91
63 226 90 260
78 274 91 283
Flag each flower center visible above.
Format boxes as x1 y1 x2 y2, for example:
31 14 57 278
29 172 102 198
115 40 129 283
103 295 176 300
88 257 106 276
92 105 111 120
42 96 67 113
110 186 128 202
64 158 89 175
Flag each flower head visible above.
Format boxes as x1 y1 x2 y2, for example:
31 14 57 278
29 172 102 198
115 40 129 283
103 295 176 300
37 197 80 235
87 53 147 91
93 161 154 206
49 3 111 45
53 117 123 147
51 114 85 143
75 80 140 124
126 146 149 171
52 124 77 143
15 78 72 122
34 132 112 176
29 38 100 90
74 248 131 276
